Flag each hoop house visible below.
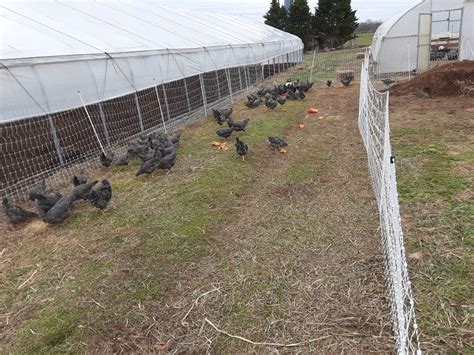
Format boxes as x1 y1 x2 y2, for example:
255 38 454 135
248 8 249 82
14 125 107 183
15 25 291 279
371 0 473 75
0 0 302 122
0 0 303 198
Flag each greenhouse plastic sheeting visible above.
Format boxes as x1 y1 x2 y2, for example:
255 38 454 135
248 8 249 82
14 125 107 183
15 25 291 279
0 0 303 122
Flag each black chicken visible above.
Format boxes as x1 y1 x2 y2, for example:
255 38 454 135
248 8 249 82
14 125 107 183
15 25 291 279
341 78 351 87
87 179 112 211
216 127 234 140
326 80 332 87
268 136 288 150
2 197 37 224
136 149 162 176
227 118 249 131
43 194 75 224
100 152 113 167
235 137 249 161
71 180 98 201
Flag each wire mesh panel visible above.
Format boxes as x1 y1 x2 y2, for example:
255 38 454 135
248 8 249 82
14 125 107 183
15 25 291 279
359 49 421 355
0 51 304 201
0 116 58 195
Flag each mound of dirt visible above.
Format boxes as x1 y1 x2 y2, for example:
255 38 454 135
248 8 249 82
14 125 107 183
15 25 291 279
390 61 474 97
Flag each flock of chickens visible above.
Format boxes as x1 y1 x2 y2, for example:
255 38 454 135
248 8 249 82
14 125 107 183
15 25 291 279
2 131 182 226
2 79 315 226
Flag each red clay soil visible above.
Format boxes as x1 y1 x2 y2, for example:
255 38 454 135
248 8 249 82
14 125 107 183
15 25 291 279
390 61 474 97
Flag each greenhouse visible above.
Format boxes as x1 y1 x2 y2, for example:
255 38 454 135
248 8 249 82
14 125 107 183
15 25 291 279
371 0 474 74
0 0 303 196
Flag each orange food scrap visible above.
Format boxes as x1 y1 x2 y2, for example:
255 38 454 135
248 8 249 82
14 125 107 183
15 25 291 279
211 141 221 146
298 123 305 129
307 108 319 114
279 148 288 154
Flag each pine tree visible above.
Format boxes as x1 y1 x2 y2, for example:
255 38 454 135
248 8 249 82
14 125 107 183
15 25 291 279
264 0 287 31
286 0 313 49
314 0 358 48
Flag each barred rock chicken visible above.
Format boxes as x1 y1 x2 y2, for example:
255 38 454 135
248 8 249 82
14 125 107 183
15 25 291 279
115 152 130 166
137 147 155 162
265 95 278 110
169 131 181 146
87 179 112 210
276 96 286 105
2 197 37 224
381 79 395 86
235 137 249 161
227 118 249 131
136 149 162 176
221 106 233 119
158 150 177 173
100 152 113 167
268 136 288 150
245 97 261 108
71 180 98 201
216 127 234 140
34 192 63 218
72 170 88 186
43 194 75 224
28 180 46 201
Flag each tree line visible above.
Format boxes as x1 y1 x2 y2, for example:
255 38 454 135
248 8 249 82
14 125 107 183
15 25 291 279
264 0 359 50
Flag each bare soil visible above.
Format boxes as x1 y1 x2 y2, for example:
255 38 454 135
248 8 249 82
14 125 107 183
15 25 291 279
390 61 474 97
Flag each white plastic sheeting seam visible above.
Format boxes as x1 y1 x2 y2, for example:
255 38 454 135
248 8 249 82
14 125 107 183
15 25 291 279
358 48 421 355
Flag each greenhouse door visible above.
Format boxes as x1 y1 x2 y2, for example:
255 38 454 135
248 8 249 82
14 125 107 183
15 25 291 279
417 13 432 72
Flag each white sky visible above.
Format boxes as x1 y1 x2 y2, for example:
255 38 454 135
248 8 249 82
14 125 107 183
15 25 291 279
155 0 421 22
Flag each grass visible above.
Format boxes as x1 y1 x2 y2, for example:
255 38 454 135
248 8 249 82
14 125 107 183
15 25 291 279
1 77 395 352
391 102 473 351
2 100 309 352
343 32 374 48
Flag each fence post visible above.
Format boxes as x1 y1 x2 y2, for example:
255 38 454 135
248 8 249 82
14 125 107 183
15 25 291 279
273 58 276 76
47 115 65 166
183 77 192 112
309 49 317 83
225 68 233 104
78 91 106 155
215 70 222 99
238 67 243 91
162 85 171 125
133 92 144 132
98 102 110 145
199 74 208 116
261 63 265 82
153 80 168 134
243 66 249 93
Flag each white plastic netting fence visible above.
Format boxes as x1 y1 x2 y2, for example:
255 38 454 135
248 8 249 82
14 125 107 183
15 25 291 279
0 51 302 201
358 49 421 354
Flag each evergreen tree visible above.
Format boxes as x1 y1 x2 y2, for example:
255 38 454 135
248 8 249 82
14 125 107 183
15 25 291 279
286 0 313 49
314 0 358 48
264 0 287 31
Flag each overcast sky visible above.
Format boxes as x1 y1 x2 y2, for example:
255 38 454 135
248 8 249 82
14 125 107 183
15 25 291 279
156 0 421 22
